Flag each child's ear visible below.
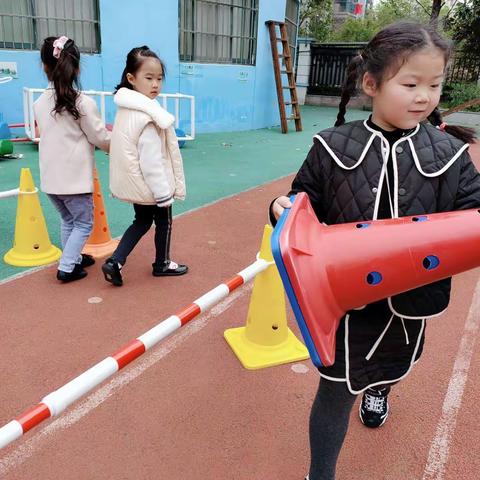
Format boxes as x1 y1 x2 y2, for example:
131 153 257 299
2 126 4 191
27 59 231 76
126 72 135 86
362 72 378 98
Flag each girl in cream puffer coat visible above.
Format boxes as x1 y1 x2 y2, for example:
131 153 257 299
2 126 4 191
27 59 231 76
102 46 188 287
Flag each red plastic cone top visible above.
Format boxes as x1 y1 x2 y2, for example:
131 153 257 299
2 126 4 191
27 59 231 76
273 192 480 367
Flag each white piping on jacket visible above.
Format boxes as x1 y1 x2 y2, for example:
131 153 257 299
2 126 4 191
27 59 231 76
409 138 469 177
401 318 410 345
365 314 395 361
345 316 426 395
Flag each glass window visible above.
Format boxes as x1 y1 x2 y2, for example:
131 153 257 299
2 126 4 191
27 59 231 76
179 0 259 65
0 0 100 53
285 0 300 70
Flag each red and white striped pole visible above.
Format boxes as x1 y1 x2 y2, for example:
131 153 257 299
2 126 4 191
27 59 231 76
0 255 272 449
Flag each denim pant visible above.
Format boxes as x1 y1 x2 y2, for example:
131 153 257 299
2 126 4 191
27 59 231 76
47 193 94 272
111 204 172 267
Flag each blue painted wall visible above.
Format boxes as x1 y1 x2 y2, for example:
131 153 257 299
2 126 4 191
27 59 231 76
0 0 288 133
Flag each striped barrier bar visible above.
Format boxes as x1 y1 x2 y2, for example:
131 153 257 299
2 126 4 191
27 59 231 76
0 255 272 449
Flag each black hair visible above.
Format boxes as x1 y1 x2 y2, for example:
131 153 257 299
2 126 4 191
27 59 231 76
115 45 166 93
40 36 81 120
335 21 476 143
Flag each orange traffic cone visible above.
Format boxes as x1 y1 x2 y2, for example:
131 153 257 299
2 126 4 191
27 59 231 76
82 168 119 258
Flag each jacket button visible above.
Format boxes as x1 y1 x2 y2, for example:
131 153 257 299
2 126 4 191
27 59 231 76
399 187 406 195
396 146 404 154
372 187 378 193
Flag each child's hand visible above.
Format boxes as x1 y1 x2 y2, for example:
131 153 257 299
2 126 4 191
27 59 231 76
272 196 292 220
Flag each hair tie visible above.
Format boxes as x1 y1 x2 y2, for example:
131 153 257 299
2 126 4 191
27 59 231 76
439 122 447 131
53 36 69 59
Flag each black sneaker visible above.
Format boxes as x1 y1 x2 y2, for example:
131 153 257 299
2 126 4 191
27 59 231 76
57 263 88 283
102 258 123 286
359 386 390 428
152 260 188 277
80 253 95 268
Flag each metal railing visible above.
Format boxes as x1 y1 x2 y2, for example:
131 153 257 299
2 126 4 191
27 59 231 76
445 50 480 86
308 42 366 96
307 42 479 97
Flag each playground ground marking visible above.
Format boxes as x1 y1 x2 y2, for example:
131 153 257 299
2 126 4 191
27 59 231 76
0 284 251 476
422 278 480 480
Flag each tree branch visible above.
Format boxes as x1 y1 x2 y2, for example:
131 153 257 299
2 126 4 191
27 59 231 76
443 98 480 117
412 0 431 16
444 0 459 19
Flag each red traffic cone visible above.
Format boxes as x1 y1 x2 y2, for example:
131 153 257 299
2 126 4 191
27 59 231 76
274 192 480 366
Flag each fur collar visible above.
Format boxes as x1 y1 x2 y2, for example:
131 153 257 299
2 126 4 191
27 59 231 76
114 87 175 129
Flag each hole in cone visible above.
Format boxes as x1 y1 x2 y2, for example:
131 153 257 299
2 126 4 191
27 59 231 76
423 255 439 270
366 271 382 285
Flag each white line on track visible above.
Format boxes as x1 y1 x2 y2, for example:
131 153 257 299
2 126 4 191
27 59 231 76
422 279 480 480
0 284 251 477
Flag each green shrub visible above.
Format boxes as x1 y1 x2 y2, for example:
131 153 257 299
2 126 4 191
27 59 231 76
441 83 480 112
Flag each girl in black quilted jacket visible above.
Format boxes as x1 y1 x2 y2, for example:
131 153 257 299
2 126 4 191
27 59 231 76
270 21 480 480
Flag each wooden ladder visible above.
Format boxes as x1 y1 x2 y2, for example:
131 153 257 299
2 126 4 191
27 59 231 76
266 20 302 134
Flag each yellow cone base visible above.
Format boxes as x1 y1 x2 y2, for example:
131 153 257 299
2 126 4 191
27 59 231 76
82 239 119 258
224 326 309 370
4 244 61 267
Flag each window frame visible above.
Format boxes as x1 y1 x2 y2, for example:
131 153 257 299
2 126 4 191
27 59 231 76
179 0 259 66
0 0 101 54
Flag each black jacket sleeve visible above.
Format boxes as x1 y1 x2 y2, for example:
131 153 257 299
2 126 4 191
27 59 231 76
288 142 325 222
268 141 325 226
454 151 480 210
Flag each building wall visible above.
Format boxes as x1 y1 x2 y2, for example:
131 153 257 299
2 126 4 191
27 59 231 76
0 0 289 133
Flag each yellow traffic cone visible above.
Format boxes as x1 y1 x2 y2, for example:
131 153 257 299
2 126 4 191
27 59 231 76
224 224 309 369
4 168 61 267
82 168 119 258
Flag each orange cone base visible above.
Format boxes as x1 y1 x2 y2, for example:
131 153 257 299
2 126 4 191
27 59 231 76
82 239 119 259
4 244 61 267
224 326 309 370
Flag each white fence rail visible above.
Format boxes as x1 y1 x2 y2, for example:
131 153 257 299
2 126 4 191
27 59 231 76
23 88 195 143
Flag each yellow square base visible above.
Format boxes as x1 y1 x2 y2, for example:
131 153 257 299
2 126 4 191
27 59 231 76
224 326 310 370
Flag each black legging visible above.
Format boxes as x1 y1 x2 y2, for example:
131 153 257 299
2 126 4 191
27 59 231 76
112 203 172 267
309 378 357 480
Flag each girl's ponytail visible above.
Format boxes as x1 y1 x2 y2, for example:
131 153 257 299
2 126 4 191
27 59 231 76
335 55 364 127
428 107 477 144
40 36 81 120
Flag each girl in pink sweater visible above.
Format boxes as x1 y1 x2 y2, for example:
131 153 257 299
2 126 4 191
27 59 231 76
35 36 110 282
